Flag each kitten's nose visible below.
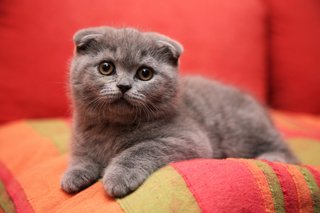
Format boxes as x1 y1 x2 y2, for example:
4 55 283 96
117 84 132 94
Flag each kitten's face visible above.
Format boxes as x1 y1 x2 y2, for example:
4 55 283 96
70 27 183 123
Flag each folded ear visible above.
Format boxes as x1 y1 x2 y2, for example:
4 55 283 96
145 32 184 66
73 27 107 54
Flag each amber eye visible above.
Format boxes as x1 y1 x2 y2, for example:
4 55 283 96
136 67 154 81
98 61 115 75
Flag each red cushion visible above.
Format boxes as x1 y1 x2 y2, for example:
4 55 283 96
0 0 267 123
267 0 320 114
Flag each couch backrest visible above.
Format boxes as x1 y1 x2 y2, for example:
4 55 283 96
0 0 319 123
266 0 320 114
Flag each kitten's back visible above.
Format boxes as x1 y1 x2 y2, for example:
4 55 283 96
180 76 279 158
180 76 265 125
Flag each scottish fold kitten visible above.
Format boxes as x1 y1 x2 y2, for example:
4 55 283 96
61 26 298 198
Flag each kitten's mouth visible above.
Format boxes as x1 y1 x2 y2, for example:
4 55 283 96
113 97 132 107
106 97 136 116
106 94 142 115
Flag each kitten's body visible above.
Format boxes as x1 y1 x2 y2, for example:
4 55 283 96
61 27 298 198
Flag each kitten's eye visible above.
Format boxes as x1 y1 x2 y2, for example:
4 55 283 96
136 67 154 81
98 61 115 76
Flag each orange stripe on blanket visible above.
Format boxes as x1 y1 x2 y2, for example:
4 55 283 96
282 113 320 129
286 164 314 213
14 155 69 212
0 121 60 175
13 155 123 213
53 182 123 213
272 112 320 140
239 160 276 213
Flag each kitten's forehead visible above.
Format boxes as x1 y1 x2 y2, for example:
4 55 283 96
102 28 141 47
74 27 182 67
102 28 152 64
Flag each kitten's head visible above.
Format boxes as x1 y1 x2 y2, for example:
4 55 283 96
70 27 183 123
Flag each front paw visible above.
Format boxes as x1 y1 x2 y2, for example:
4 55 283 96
103 166 147 198
61 169 98 193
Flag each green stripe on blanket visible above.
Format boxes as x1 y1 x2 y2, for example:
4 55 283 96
117 166 201 213
27 119 70 154
0 181 15 213
298 167 320 212
255 161 285 213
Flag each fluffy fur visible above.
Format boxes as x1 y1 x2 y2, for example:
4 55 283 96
61 27 298 198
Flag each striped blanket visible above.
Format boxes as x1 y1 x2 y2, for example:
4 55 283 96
0 111 319 212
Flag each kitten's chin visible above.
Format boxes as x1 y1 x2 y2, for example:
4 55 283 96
105 104 139 124
106 98 136 117
112 98 133 111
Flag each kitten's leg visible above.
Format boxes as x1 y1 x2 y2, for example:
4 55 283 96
257 150 299 164
61 157 102 193
103 138 208 198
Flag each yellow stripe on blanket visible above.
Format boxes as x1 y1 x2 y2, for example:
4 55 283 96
27 119 70 154
117 166 201 213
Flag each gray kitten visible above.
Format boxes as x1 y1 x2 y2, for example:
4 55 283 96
61 26 298 198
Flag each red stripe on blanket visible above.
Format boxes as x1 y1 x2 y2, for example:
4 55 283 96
279 129 320 141
0 161 34 213
171 159 265 213
267 162 299 213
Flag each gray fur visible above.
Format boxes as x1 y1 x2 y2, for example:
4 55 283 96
61 27 298 198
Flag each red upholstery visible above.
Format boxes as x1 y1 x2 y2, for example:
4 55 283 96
0 0 319 123
0 0 268 123
267 0 320 114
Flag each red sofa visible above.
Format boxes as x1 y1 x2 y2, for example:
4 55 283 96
0 0 320 212
0 0 320 123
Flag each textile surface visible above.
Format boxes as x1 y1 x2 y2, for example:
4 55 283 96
0 111 319 212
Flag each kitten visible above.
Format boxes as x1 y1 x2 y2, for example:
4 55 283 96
61 26 298 198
